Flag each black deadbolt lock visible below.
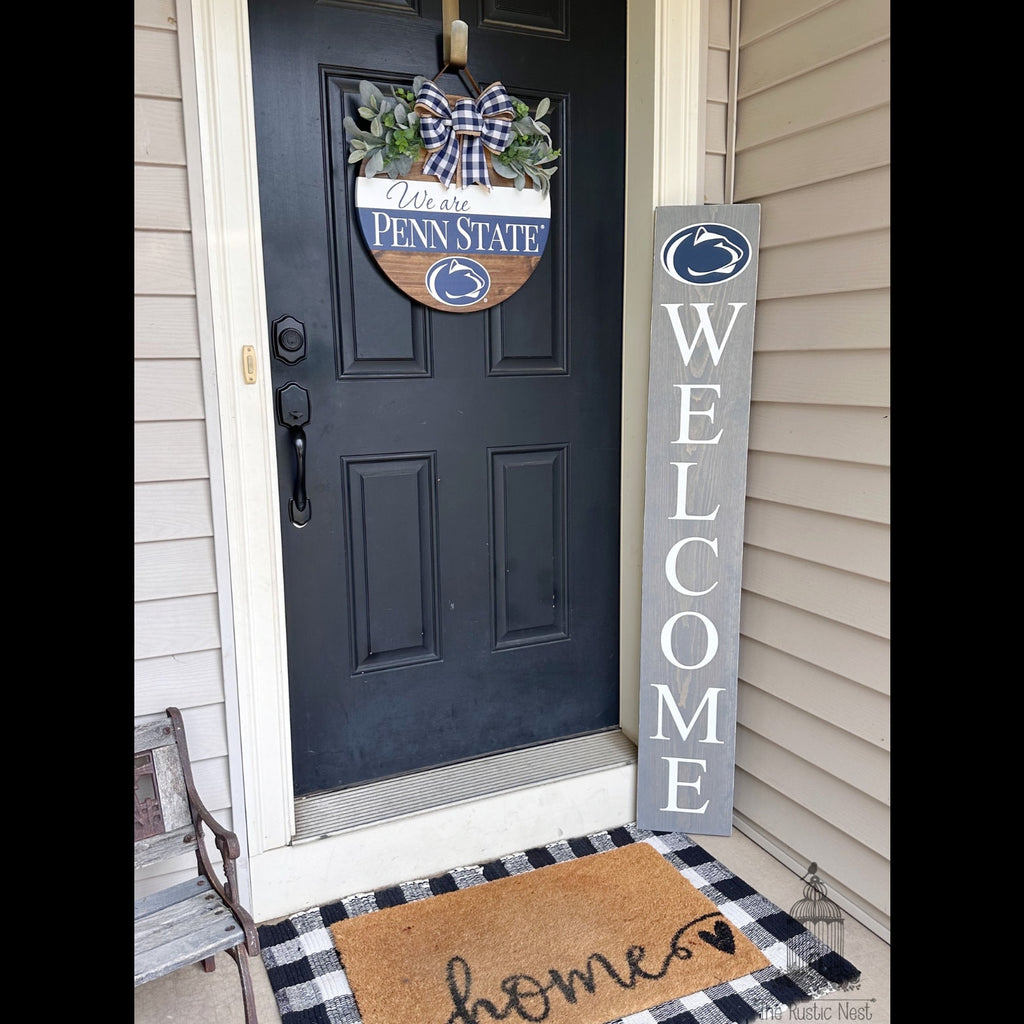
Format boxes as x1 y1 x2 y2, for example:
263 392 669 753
271 315 307 364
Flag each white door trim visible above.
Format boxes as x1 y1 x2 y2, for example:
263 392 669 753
185 0 706 921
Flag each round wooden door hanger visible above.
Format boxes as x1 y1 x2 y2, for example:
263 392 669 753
346 78 559 313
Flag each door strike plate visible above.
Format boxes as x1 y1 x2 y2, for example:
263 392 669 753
242 345 258 384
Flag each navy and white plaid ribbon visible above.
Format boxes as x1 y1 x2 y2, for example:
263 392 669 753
415 80 515 189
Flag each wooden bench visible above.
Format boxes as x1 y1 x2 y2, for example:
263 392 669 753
135 707 261 1023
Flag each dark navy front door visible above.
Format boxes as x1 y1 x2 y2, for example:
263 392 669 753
248 0 626 797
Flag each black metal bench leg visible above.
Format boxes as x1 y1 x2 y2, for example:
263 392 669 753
227 945 259 1024
201 956 217 973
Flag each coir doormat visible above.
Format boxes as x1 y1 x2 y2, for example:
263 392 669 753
258 825 860 1024
330 842 768 1024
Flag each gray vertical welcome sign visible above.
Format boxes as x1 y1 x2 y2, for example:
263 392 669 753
637 205 760 835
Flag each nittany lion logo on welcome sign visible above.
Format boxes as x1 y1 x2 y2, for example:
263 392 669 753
425 257 491 307
660 223 752 286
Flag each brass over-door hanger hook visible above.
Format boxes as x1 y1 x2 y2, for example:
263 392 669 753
436 0 481 95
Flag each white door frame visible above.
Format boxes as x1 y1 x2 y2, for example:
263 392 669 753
185 0 706 923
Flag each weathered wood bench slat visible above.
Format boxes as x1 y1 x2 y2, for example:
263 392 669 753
135 885 236 947
135 886 250 985
135 718 175 752
135 823 199 869
135 876 214 919
135 894 236 952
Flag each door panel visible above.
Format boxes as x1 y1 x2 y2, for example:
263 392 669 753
491 445 567 646
248 0 625 797
345 453 440 672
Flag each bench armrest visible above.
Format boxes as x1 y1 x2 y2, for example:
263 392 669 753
166 709 260 953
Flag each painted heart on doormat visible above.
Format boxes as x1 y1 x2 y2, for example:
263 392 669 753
257 825 860 1024
345 78 560 313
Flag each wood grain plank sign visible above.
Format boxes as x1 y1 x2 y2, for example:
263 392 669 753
346 82 559 312
354 158 550 313
637 205 761 836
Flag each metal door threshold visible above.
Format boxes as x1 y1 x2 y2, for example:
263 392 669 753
292 728 637 843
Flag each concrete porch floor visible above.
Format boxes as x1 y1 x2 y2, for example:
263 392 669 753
134 829 890 1023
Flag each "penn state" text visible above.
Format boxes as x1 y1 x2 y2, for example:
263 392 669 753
369 211 544 254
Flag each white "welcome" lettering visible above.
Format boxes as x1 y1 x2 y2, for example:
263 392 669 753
650 301 747 818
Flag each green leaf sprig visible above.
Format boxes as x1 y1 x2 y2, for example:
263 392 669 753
490 96 560 198
343 77 428 180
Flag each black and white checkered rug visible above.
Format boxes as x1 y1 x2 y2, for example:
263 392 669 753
257 824 860 1024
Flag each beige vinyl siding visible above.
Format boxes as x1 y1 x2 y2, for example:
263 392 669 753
704 0 731 204
134 0 234 898
731 0 889 938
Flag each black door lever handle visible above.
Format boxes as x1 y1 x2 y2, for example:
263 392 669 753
276 382 312 527
288 427 311 526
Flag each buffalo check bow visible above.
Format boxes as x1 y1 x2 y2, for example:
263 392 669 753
415 80 515 189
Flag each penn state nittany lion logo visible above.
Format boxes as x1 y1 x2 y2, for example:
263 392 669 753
425 257 492 307
660 223 752 286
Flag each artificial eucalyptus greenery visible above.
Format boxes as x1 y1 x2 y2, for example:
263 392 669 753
344 78 428 180
489 96 560 197
344 79 560 196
